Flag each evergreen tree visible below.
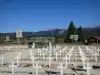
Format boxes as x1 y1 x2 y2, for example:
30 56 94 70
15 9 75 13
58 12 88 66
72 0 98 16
64 21 76 42
77 26 84 42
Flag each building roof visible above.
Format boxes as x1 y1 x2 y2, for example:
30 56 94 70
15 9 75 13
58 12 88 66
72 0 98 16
92 36 100 40
29 37 55 42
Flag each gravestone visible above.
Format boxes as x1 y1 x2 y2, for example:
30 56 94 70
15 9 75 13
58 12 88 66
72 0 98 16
83 63 92 75
34 62 41 75
9 61 17 74
0 55 5 66
57 62 66 75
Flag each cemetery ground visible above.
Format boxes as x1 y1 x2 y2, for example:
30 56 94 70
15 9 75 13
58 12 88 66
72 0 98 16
0 44 100 75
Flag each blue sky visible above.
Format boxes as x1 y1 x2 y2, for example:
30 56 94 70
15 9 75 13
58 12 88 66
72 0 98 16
0 0 100 33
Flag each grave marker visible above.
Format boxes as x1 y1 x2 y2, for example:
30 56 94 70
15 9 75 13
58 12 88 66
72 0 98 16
83 63 92 75
63 55 70 68
34 62 41 75
9 61 17 74
55 52 58 61
82 57 87 67
47 55 53 67
18 51 22 59
15 55 20 66
0 55 5 66
29 50 33 56
57 62 66 75
94 52 98 62
30 55 36 67
42 51 45 60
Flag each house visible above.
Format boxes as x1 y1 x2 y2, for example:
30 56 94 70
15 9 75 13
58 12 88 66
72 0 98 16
88 36 100 44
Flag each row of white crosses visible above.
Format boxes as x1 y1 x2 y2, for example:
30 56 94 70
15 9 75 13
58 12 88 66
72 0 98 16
79 46 88 67
0 45 25 52
9 54 36 74
79 46 92 75
86 46 99 62
9 51 22 74
29 50 41 75
37 43 66 61
91 46 99 62
66 46 74 62
56 47 75 75
37 48 46 60
0 49 22 73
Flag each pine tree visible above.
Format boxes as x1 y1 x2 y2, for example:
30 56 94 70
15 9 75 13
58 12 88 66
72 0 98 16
77 26 84 42
64 21 76 42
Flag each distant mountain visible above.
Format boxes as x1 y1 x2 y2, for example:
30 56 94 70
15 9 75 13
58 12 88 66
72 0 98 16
83 25 100 33
34 29 66 35
0 29 66 37
86 25 100 28
83 25 100 39
0 25 100 39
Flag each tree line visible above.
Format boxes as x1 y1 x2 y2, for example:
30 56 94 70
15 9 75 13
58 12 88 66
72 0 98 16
0 21 85 44
64 21 84 43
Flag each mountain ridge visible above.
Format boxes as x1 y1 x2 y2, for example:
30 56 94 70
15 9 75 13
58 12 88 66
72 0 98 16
0 26 100 37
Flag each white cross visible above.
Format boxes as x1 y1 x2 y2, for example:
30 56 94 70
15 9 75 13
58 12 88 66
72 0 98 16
32 43 35 49
39 50 42 56
9 61 17 74
29 50 33 56
57 62 66 75
18 51 22 59
0 55 5 66
94 52 98 62
30 55 36 67
82 57 88 68
66 54 71 62
47 55 53 67
74 52 77 62
59 49 62 57
42 51 45 60
49 42 52 56
34 62 41 75
83 63 92 75
63 55 70 68
15 55 20 66
55 52 58 61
